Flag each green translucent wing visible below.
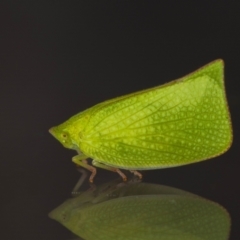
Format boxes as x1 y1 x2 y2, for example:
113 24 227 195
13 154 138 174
79 60 232 169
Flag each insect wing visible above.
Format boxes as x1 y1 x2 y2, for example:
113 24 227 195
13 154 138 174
79 60 232 169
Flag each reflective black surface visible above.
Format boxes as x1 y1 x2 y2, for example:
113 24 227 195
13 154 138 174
49 175 230 240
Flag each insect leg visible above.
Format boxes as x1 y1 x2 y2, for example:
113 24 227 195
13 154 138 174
72 155 97 183
71 168 88 196
92 160 127 181
130 170 143 180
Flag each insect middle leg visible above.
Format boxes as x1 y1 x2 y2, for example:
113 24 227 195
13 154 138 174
130 170 142 179
92 160 127 181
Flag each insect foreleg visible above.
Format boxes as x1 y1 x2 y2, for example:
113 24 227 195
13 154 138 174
72 155 96 183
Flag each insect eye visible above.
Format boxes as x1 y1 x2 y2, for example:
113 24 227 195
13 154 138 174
62 133 68 138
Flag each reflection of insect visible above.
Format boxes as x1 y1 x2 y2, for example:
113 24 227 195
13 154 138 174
49 178 231 240
49 60 232 182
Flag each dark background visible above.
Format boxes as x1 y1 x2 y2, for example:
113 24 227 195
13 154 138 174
0 1 239 239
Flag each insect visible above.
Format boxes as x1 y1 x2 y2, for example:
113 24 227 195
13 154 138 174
49 178 230 240
49 59 232 182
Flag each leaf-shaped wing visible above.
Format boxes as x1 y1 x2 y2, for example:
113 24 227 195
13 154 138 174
79 60 232 169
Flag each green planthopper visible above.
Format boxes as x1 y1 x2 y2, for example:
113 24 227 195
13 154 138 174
49 60 232 182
